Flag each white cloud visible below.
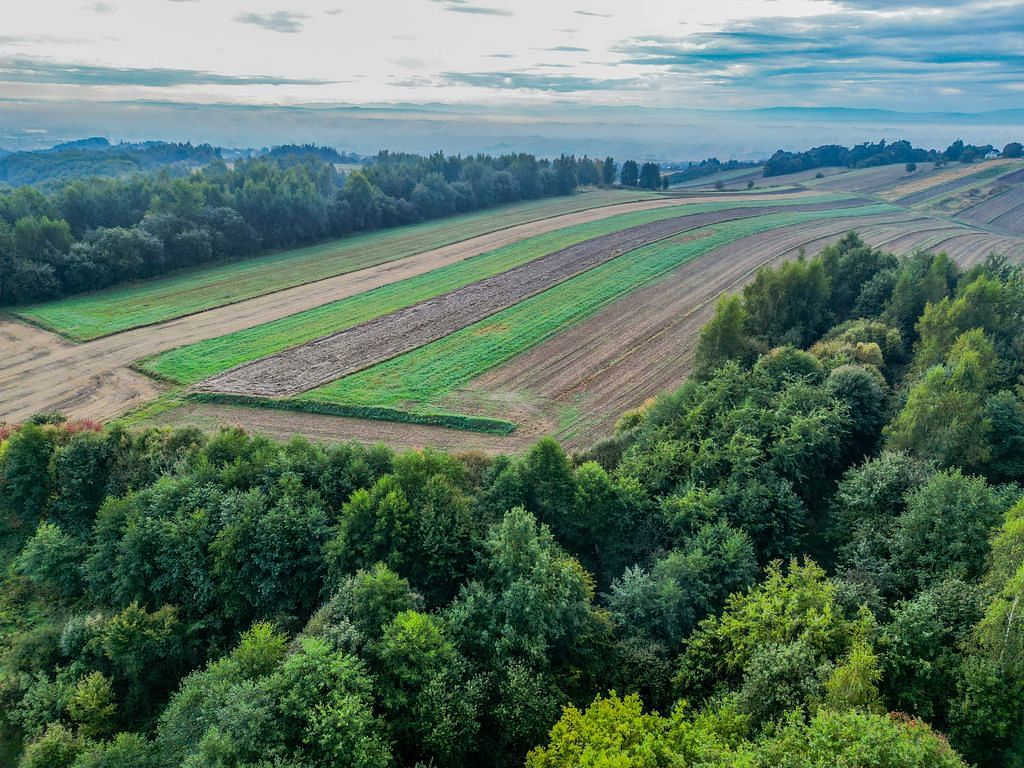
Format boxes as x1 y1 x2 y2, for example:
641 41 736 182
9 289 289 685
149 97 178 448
0 0 1014 111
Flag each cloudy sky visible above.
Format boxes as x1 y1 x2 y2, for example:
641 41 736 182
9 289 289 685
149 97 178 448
3 0 1023 112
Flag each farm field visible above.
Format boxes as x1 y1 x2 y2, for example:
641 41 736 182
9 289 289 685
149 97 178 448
294 205 890 398
11 188 660 341
806 159 1018 197
6 167 1024 449
149 206 991 450
890 162 1019 206
191 200 867 397
139 196 853 386
0 191 836 423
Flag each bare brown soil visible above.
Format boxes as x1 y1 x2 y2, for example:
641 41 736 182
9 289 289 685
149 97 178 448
197 200 863 397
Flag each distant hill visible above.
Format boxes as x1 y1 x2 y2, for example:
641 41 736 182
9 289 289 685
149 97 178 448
0 139 221 186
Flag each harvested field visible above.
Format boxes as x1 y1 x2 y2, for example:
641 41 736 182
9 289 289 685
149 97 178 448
11 189 659 341
989 202 1024 236
894 163 1018 207
807 164 939 195
956 186 1024 227
0 191 831 424
0 318 168 424
197 200 868 397
669 167 762 189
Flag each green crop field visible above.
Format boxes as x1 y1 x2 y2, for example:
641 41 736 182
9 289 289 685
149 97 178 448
12 189 659 341
139 195 851 385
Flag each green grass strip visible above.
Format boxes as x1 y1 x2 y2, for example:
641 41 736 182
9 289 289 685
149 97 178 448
301 204 895 415
12 190 658 341
187 392 517 435
140 195 850 385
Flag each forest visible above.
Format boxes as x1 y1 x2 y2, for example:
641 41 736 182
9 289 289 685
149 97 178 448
0 149 590 305
2 231 1022 767
0 139 223 187
762 138 1003 177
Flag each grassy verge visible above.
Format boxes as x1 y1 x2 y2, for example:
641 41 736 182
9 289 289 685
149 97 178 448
12 189 657 341
140 195 850 385
187 392 517 435
298 203 894 419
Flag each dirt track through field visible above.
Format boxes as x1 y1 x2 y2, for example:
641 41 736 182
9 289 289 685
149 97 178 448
197 200 867 397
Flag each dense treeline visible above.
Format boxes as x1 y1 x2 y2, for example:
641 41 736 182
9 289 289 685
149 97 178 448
763 138 1002 177
0 139 222 187
664 157 759 185
0 150 586 306
3 233 1024 766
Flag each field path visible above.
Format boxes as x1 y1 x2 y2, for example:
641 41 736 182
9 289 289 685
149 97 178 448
2 193 801 423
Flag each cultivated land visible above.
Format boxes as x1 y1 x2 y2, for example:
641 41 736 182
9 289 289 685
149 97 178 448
11 189 660 341
194 200 868 398
138 195 844 385
6 160 1024 451
0 192 812 422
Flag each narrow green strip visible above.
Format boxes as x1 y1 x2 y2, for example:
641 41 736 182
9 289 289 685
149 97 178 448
187 392 517 435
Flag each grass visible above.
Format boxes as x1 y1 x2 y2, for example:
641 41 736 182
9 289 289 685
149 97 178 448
12 189 658 341
287 203 895 427
188 392 517 435
140 195 851 385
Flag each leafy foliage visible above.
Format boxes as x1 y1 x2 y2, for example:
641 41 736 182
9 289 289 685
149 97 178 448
5 232 1024 767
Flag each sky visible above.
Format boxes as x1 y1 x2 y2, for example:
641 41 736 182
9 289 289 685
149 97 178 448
2 0 1022 156
4 0 1023 110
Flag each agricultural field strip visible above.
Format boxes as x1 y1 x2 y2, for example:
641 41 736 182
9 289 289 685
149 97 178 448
806 161 1021 199
892 163 1019 207
11 189 660 341
294 203 895 413
141 196 854 386
193 199 870 396
988 203 1024 236
956 185 1024 225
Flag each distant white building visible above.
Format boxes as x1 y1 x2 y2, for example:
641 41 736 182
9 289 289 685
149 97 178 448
986 150 1002 160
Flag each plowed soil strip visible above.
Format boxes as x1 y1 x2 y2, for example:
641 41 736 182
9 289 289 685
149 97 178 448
199 201 863 397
